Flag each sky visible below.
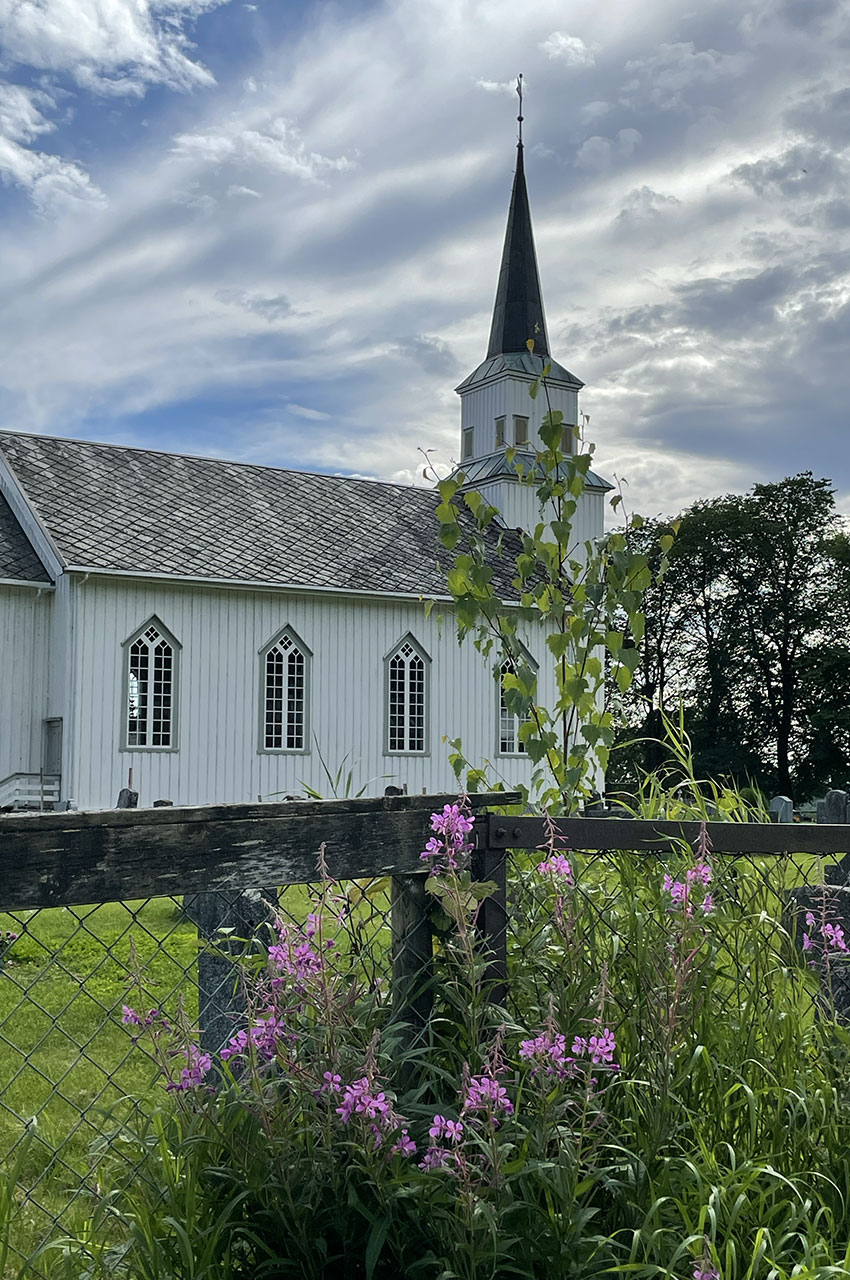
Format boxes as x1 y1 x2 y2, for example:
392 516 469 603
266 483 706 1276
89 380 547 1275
0 0 848 520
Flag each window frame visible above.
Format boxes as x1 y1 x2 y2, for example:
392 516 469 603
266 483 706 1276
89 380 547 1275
495 415 506 448
258 625 313 755
513 415 529 446
495 646 538 758
384 634 431 756
461 426 474 460
120 615 181 753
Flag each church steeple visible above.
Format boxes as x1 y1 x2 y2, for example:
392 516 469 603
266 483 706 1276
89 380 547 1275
486 139 550 360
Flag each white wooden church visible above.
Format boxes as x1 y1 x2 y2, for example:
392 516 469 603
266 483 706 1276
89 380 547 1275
0 137 609 811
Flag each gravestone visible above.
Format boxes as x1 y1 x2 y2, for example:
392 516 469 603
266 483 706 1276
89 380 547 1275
821 790 850 886
191 889 276 1056
769 795 793 824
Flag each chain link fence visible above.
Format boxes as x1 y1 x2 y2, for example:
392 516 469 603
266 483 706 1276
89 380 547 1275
2 799 849 1273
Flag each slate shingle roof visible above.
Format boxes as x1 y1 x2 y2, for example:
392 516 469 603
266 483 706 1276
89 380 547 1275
0 431 522 598
0 492 50 583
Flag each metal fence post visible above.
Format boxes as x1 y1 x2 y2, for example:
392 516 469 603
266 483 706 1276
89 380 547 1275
471 814 508 1006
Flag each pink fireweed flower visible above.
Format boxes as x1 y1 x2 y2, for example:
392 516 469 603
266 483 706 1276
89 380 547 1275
166 1044 212 1092
121 1005 141 1026
429 1114 464 1143
268 920 326 982
336 1077 391 1126
823 922 848 952
220 1011 286 1062
663 863 713 917
419 1146 453 1171
572 1027 619 1069
536 854 573 884
462 1074 514 1120
391 1129 417 1157
693 1265 720 1280
320 1071 342 1093
519 1031 573 1078
420 803 474 874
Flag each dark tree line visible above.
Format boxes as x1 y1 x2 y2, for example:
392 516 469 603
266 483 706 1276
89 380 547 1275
608 472 850 802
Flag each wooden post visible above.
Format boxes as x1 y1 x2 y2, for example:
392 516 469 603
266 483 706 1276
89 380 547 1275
471 815 508 1006
391 873 433 1032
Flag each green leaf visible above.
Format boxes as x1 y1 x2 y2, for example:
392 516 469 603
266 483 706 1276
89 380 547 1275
365 1219 389 1279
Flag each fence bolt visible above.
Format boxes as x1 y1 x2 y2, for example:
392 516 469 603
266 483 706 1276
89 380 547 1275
512 827 521 839
494 826 507 839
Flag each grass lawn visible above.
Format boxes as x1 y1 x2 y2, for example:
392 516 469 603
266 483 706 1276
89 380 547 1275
0 881 392 1268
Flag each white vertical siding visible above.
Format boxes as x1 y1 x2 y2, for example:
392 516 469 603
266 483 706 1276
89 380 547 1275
70 578 561 810
459 375 578 459
0 586 51 780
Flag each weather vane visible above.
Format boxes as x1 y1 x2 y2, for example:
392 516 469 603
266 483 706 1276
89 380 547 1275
516 73 523 145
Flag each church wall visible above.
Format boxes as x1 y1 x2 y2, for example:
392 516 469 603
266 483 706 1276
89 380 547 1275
0 586 51 781
69 577 556 810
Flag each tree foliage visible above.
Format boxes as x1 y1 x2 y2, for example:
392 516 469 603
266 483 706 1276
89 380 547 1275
609 472 850 801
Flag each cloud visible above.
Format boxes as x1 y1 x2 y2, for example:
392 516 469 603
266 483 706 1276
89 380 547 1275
540 32 599 67
288 403 330 421
173 117 355 184
0 0 229 96
620 41 750 112
0 82 105 213
616 185 680 220
0 0 848 521
580 100 610 123
575 128 642 170
475 78 518 97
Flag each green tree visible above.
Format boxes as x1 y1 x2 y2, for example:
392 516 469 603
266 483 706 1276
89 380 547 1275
611 473 850 801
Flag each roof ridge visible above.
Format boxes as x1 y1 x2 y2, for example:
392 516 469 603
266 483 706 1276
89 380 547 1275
0 428 443 500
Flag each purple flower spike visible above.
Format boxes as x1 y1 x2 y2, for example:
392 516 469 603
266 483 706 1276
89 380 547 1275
536 854 573 883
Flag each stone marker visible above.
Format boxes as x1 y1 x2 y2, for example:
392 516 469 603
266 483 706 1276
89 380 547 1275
769 795 793 824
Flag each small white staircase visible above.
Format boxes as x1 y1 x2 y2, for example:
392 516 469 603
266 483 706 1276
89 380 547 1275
0 773 61 811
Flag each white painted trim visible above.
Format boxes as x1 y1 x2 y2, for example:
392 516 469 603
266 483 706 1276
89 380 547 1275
0 578 55 590
0 454 64 578
62 564 510 606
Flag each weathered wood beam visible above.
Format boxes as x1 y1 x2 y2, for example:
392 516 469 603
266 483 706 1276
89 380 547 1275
0 792 521 911
487 815 850 856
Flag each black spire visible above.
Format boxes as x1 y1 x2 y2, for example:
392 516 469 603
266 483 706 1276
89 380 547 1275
486 84 550 360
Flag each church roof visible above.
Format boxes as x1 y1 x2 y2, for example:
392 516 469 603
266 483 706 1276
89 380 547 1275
453 449 613 492
487 143 551 361
0 430 522 599
455 350 582 394
0 491 50 583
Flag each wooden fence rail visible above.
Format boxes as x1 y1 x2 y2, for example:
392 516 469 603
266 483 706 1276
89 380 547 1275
3 794 850 1045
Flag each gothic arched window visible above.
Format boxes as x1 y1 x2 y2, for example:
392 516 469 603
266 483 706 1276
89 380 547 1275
260 626 311 752
385 635 430 754
497 649 537 756
123 617 180 750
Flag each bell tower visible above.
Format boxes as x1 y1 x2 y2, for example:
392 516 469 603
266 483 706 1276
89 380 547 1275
454 78 610 536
